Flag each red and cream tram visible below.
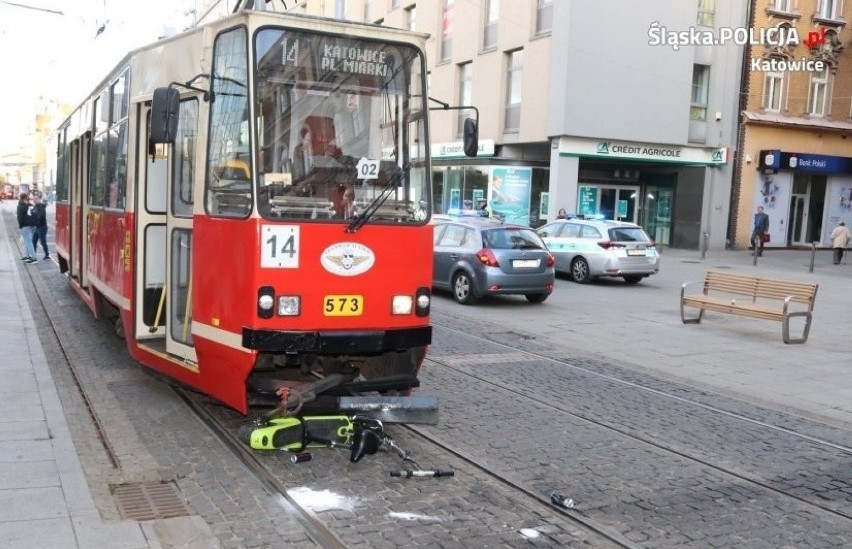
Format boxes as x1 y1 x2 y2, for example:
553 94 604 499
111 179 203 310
53 7 475 414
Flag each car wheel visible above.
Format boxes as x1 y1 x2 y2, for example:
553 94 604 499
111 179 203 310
623 275 643 284
452 271 476 304
570 257 592 283
525 293 549 303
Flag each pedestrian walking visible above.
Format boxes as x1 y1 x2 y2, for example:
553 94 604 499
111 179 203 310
830 220 850 265
16 193 38 263
31 192 50 260
750 205 769 256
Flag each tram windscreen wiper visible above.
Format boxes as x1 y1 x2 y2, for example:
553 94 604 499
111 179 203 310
346 163 409 233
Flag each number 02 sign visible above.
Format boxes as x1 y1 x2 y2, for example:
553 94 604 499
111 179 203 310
261 225 299 268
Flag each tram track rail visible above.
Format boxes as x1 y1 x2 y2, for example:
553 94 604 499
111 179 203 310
174 386 633 548
175 388 349 549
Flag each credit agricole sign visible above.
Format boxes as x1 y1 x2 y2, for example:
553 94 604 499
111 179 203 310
558 137 727 166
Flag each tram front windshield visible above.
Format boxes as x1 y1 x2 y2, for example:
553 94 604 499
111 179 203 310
253 29 429 224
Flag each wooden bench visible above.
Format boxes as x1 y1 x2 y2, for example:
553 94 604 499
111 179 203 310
680 270 818 344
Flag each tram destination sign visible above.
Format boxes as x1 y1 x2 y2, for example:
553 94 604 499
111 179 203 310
320 45 389 77
277 33 403 91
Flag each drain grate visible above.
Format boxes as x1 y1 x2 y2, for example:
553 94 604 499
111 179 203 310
113 481 192 521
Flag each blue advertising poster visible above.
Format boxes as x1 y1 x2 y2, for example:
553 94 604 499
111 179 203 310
489 167 532 225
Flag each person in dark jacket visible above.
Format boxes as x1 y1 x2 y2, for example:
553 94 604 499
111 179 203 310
750 205 769 256
31 192 49 260
16 193 38 263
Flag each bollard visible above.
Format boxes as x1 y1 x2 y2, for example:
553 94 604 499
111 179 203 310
809 242 816 273
701 232 709 260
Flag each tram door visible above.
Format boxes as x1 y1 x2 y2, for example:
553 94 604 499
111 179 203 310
69 134 91 286
164 98 198 363
134 103 168 343
133 99 198 365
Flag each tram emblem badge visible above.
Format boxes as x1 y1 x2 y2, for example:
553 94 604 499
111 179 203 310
321 242 375 276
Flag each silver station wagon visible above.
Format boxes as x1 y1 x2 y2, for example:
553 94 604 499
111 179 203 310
536 219 660 284
432 215 555 304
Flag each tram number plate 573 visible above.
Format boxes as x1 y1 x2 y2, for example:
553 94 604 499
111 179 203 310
324 295 363 316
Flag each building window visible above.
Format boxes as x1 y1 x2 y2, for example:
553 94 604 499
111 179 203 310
697 0 714 26
763 70 784 112
690 65 710 120
364 0 371 22
441 0 454 62
809 68 829 116
819 0 838 19
774 0 792 12
536 0 553 34
392 0 401 8
457 62 473 136
335 0 346 20
504 49 523 133
483 0 499 49
406 5 416 31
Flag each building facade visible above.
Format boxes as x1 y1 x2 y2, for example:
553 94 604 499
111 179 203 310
546 0 746 250
733 0 852 250
372 0 747 249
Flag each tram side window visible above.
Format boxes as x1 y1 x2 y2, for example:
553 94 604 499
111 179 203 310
107 71 129 210
88 70 130 210
89 93 108 206
56 129 69 202
206 27 252 218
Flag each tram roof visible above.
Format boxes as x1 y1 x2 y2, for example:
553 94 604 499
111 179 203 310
57 9 430 132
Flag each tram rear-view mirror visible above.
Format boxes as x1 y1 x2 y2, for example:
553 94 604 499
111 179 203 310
463 118 478 158
150 87 180 144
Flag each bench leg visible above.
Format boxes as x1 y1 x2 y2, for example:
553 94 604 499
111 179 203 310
782 312 812 344
680 301 704 324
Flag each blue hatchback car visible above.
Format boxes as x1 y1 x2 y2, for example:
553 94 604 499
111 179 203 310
432 215 555 304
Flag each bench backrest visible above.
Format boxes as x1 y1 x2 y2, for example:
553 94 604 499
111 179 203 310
704 270 818 304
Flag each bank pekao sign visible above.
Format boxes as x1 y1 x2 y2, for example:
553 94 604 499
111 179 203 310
561 137 727 166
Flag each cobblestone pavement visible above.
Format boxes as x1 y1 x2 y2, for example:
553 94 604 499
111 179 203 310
421 316 852 547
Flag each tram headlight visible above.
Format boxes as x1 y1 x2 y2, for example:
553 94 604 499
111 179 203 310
415 287 430 317
392 295 413 315
277 296 301 316
257 286 275 319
